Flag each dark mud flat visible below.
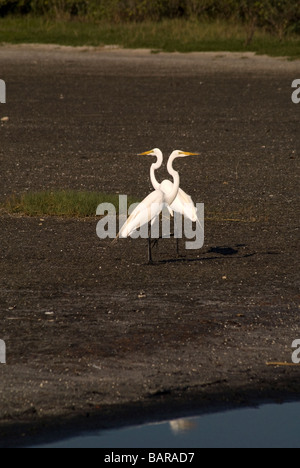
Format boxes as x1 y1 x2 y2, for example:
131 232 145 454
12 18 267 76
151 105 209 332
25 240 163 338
0 47 299 447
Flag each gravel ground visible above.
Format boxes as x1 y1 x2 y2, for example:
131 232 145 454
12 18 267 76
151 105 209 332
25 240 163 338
0 46 299 447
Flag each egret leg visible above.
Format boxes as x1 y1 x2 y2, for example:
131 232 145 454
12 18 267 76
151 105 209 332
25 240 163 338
174 216 180 257
176 237 180 257
148 225 153 265
152 238 159 249
174 216 185 258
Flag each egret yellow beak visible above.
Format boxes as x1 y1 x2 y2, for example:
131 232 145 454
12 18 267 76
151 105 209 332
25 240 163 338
138 150 154 156
179 151 200 156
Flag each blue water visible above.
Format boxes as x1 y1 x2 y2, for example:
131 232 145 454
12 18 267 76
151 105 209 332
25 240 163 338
31 401 300 448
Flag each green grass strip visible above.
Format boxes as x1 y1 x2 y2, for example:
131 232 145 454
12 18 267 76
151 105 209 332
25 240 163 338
0 17 299 58
2 190 139 218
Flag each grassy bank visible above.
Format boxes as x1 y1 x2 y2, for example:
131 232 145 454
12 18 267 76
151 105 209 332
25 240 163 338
1 190 265 223
0 16 299 57
2 191 139 217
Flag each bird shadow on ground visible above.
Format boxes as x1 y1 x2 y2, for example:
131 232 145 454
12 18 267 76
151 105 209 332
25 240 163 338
150 243 277 265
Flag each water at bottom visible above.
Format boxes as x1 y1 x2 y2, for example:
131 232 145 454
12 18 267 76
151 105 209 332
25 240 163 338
31 401 300 448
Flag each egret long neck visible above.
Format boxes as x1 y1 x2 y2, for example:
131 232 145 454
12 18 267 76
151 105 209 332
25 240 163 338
165 153 180 205
150 152 163 190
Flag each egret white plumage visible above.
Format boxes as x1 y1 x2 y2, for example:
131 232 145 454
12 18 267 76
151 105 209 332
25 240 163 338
116 150 198 263
140 148 200 254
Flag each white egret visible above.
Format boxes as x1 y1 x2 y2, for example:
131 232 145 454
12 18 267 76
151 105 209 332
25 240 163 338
116 150 198 263
140 148 200 255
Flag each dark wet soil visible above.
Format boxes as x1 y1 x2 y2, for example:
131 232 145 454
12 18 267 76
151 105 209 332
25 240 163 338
0 47 299 447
